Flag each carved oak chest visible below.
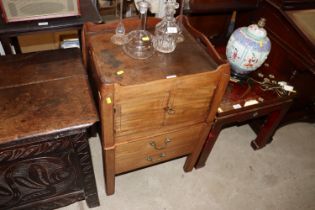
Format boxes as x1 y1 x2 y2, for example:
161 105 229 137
0 49 99 209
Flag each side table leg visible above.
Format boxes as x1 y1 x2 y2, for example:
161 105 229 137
195 122 223 169
251 103 291 150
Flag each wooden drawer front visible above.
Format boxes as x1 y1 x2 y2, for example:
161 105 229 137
115 125 203 174
114 72 217 137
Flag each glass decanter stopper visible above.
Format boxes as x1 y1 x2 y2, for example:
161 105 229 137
123 0 155 59
111 0 128 45
153 0 180 53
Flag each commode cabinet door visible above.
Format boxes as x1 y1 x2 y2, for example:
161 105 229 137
164 71 219 126
114 80 173 137
114 71 219 136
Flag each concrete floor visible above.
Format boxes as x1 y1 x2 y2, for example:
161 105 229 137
58 123 315 210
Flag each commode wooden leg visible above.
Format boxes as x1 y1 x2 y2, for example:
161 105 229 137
195 121 223 169
99 85 115 195
183 154 194 172
184 125 212 172
184 146 205 172
103 148 115 195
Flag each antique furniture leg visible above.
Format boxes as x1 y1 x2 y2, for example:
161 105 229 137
184 124 213 172
251 102 291 150
73 132 100 208
103 148 116 195
99 85 116 195
195 121 223 169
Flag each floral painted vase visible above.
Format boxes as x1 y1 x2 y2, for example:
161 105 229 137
226 18 271 79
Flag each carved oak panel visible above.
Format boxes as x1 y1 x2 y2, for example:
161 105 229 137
0 130 99 210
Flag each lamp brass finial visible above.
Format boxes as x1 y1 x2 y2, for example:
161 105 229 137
258 18 266 28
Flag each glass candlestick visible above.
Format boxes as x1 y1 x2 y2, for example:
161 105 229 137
111 0 128 45
123 0 155 59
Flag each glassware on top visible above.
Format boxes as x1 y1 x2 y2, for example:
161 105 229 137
111 0 128 45
153 0 181 53
123 0 155 59
176 0 185 43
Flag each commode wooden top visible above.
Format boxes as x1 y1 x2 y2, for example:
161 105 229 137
88 26 218 86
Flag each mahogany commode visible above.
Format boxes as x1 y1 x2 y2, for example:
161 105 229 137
0 49 99 209
83 17 230 195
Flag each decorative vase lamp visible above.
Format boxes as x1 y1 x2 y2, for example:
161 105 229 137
226 18 271 79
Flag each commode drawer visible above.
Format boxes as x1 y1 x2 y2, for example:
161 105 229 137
115 125 204 174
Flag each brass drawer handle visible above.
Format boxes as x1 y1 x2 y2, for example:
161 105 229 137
146 153 166 162
149 138 171 150
252 111 259 117
164 106 176 115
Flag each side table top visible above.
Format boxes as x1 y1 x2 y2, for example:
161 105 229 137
217 77 295 117
212 45 296 117
0 49 98 144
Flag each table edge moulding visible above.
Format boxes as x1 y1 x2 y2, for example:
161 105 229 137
83 15 230 195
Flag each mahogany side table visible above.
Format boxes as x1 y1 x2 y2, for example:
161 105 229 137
195 75 294 168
